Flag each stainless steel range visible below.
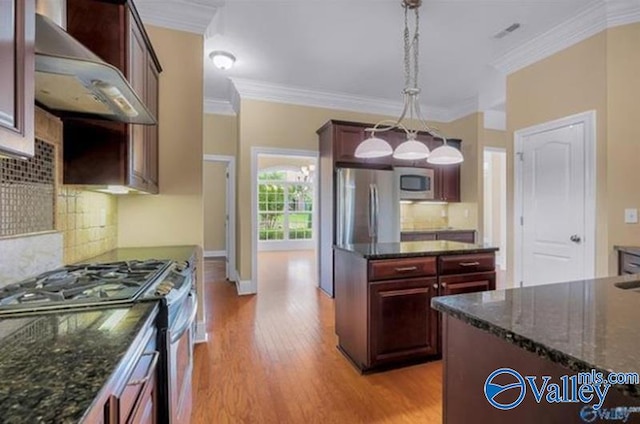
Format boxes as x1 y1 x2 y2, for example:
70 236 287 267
0 258 197 424
0 260 174 314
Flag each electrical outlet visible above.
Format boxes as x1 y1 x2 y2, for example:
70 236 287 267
625 208 638 224
464 209 469 219
99 209 107 227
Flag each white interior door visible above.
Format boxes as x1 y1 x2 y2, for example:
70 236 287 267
520 123 586 286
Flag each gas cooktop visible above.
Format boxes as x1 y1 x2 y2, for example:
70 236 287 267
0 260 172 314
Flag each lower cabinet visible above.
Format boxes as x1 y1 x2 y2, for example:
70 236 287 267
440 272 496 296
369 278 439 367
334 249 496 372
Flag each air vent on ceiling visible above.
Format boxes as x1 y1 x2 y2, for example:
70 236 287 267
493 23 521 39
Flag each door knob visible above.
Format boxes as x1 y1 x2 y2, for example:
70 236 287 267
570 235 581 243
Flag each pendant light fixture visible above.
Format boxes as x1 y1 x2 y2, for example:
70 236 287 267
354 0 463 165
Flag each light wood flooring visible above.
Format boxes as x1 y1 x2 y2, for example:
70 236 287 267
191 251 443 424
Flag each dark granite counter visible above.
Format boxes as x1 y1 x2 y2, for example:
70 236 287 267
432 274 640 397
84 245 198 264
335 240 498 259
0 303 158 423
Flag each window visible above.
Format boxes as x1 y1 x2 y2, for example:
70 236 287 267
258 168 313 242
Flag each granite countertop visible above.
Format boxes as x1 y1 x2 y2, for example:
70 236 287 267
83 245 198 264
334 240 498 259
0 303 157 423
432 274 640 398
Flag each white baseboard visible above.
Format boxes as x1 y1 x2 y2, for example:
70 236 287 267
235 269 256 295
194 321 208 344
204 250 226 258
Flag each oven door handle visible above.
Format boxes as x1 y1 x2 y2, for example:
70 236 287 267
170 294 197 344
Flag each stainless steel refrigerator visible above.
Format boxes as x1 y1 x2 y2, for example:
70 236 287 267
319 167 401 296
336 168 400 245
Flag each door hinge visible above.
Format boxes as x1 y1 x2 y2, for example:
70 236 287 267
517 152 524 161
520 216 524 226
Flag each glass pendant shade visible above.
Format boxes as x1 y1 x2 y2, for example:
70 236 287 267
427 144 464 165
393 139 430 160
354 136 393 158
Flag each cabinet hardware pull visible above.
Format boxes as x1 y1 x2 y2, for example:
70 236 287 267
459 262 480 267
629 263 640 268
432 284 438 290
127 351 159 386
394 266 418 272
441 283 447 288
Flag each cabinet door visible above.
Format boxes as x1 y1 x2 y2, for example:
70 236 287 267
369 278 439 366
438 164 460 202
436 231 475 244
439 272 496 296
128 14 147 190
334 124 391 168
400 232 437 242
145 58 159 193
0 0 35 158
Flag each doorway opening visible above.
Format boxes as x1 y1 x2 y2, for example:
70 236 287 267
483 148 507 277
514 111 596 287
252 148 318 294
203 155 236 281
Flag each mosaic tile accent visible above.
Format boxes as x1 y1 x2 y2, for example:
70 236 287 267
0 140 55 237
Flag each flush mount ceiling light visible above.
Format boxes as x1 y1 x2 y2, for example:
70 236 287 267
209 50 236 70
354 0 463 165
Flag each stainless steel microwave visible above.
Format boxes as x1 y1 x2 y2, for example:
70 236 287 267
395 167 435 200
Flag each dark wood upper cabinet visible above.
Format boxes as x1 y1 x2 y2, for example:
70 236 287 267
63 0 161 193
0 0 35 158
317 120 462 202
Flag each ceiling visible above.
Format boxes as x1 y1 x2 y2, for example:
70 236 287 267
140 0 597 115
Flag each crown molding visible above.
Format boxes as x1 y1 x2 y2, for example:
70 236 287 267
491 0 640 75
229 78 464 123
135 1 220 34
607 0 640 27
204 98 236 116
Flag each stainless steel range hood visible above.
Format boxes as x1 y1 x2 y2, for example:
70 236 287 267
34 1 155 125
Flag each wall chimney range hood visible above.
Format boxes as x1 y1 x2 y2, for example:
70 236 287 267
34 3 155 125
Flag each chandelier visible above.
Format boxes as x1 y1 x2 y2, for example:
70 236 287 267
354 0 464 165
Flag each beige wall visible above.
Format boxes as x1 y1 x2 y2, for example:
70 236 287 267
204 162 227 252
117 26 205 319
234 99 480 280
204 113 238 156
507 31 608 282
203 113 238 255
606 23 640 270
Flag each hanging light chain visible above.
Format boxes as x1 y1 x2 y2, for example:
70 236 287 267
403 5 411 90
413 6 419 90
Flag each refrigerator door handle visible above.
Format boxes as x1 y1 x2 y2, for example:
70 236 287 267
371 184 379 243
368 184 375 239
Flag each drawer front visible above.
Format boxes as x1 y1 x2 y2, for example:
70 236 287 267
369 257 437 281
439 272 496 296
621 252 640 275
400 232 437 242
436 231 475 244
439 253 495 275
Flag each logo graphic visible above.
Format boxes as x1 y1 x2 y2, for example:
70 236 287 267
580 406 598 423
484 368 527 410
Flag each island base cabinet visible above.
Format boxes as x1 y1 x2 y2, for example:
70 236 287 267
369 278 439 367
440 272 496 296
442 316 640 424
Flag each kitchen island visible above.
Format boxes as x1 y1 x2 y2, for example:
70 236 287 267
0 303 158 423
334 241 498 371
432 275 640 423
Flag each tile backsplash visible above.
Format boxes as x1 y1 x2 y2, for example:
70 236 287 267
401 202 478 230
0 108 119 284
57 187 117 264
